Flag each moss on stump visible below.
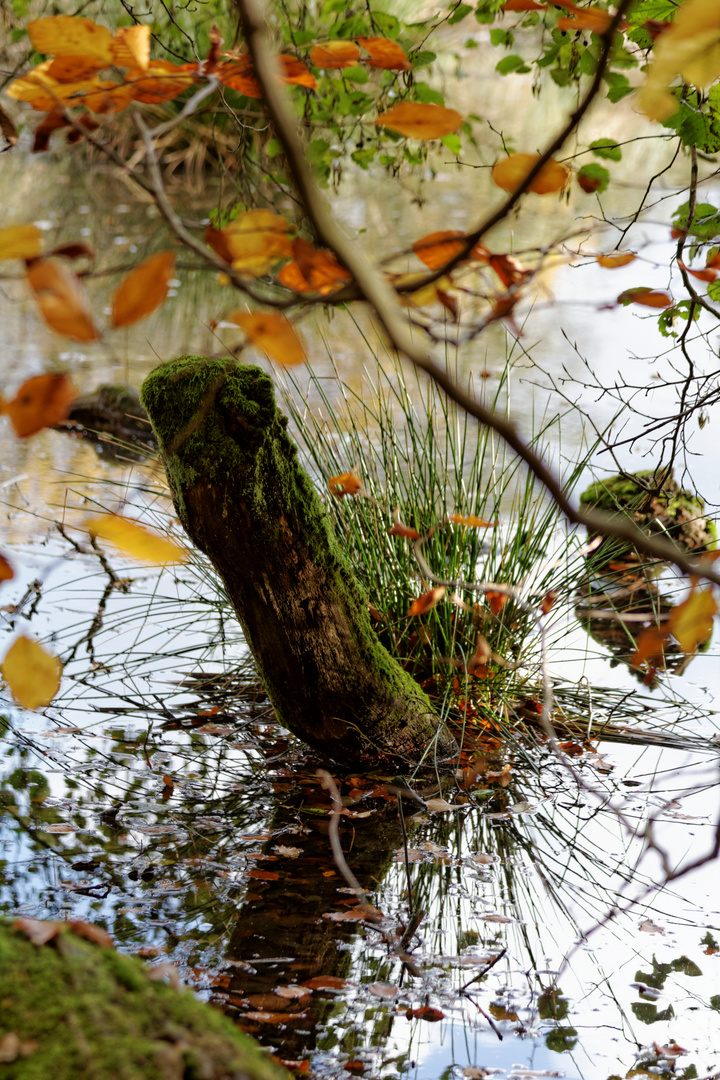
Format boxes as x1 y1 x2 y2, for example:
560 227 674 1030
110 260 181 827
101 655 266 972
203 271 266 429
0 918 289 1080
140 356 454 769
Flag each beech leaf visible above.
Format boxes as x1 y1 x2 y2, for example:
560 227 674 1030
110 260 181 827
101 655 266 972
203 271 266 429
4 372 76 438
328 471 362 498
310 41 360 68
111 251 175 327
412 230 466 270
357 37 411 71
26 258 99 341
85 514 188 564
1 636 62 710
228 311 306 366
408 586 446 616
375 103 463 140
492 154 569 194
596 252 636 268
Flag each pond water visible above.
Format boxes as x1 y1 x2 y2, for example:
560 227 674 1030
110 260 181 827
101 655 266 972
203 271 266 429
2 32 720 1080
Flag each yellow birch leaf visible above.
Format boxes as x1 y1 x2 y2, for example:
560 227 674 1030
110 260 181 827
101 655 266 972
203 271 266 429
667 585 717 653
375 103 463 140
0 225 42 262
1 636 62 710
28 16 116 63
228 311 306 366
111 251 175 327
85 514 188 564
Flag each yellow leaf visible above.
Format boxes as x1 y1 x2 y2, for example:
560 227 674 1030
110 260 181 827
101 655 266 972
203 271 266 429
85 514 188 564
112 25 151 70
448 513 499 528
111 251 175 327
1 636 62 710
222 209 293 277
667 585 717 653
26 258 99 342
492 154 569 194
596 252 636 268
228 311 306 366
0 224 42 262
375 103 463 140
28 16 116 63
638 0 720 120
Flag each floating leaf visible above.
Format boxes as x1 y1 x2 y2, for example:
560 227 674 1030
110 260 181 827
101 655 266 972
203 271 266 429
0 224 41 261
85 514 188 564
302 975 348 990
492 153 569 194
14 917 62 945
448 513 498 528
328 470 362 498
26 258 99 341
358 37 411 71
617 287 674 308
408 586 446 616
412 230 466 270
111 251 175 327
310 41 360 68
228 311 306 366
597 252 636 268
376 102 463 140
406 1005 444 1021
1 636 62 710
667 584 717 652
3 372 76 438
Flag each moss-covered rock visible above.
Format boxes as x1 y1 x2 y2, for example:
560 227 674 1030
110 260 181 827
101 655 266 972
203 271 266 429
579 468 716 560
0 918 289 1080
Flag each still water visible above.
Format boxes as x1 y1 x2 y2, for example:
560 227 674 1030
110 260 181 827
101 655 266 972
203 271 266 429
2 49 720 1080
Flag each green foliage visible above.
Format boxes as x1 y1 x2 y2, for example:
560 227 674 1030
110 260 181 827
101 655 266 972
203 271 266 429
589 138 622 161
672 202 720 241
578 163 610 193
658 301 701 338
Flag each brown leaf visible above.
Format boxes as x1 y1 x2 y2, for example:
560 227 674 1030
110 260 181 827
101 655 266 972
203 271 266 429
111 251 175 327
302 975 348 990
247 868 280 881
376 102 463 140
617 287 674 309
679 260 717 283
540 591 557 614
412 230 467 270
358 37 411 71
4 373 76 438
124 61 197 104
310 41 360 68
486 590 508 616
0 103 18 150
408 586 446 616
13 917 63 945
285 237 352 294
26 258 99 341
228 311 306 366
0 553 14 586
369 982 398 998
407 1005 444 1021
69 921 114 947
492 154 569 195
388 506 420 539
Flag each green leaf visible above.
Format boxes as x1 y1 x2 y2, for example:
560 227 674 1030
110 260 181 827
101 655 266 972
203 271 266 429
673 201 720 240
578 163 610 194
604 71 632 102
411 50 437 69
628 0 676 23
707 280 720 302
351 147 376 169
589 139 622 162
496 55 529 75
490 28 513 46
449 3 474 24
578 48 597 77
343 65 369 83
658 300 701 337
265 138 283 158
414 81 445 105
441 133 462 155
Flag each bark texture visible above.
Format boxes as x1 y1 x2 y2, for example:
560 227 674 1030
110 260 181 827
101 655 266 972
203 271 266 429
141 356 454 769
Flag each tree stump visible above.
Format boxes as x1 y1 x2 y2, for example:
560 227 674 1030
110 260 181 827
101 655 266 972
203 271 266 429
141 356 454 769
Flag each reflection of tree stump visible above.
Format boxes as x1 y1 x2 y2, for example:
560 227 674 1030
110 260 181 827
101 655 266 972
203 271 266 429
141 356 454 769
0 919 288 1080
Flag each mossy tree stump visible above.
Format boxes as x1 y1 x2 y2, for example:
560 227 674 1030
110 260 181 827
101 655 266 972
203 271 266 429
141 356 454 769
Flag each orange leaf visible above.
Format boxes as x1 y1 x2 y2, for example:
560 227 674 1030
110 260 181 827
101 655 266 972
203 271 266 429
124 61 197 104
540 591 557 614
357 37 411 71
1 636 62 710
412 230 466 270
503 0 546 8
216 54 315 96
631 625 667 671
376 102 463 140
85 514 188 564
28 16 116 63
706 251 720 269
310 41 360 68
26 259 99 341
556 8 612 32
448 513 498 528
679 260 717 283
328 471 362 498
205 226 234 265
290 237 351 294
279 55 316 88
0 553 15 586
408 586 446 616
492 153 569 194
228 311 306 366
0 224 42 262
486 252 531 288
617 287 673 309
46 56 106 82
596 252 636 268
111 251 175 327
667 584 717 653
486 590 508 616
4 373 76 438
388 507 420 539
406 1006 444 1022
